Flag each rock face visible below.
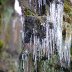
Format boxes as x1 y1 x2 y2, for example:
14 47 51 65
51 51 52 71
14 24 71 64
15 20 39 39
24 16 46 43
23 16 46 53
0 70 4 72
19 0 46 15
18 0 72 72
19 0 72 50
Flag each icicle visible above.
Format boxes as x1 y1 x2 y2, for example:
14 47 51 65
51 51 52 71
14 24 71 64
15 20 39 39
63 34 71 66
29 0 31 7
43 0 46 5
38 0 42 8
56 1 64 65
14 0 22 15
46 21 50 59
48 0 68 67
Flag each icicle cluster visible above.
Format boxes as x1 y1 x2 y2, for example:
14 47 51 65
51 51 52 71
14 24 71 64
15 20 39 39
17 0 71 71
27 0 71 67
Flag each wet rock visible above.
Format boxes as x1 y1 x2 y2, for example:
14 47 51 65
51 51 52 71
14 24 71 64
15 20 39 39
48 22 54 29
62 28 66 40
24 16 46 43
0 70 4 72
41 56 48 60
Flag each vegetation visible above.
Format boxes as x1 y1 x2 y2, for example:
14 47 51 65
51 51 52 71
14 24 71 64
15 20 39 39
64 1 72 14
0 1 18 72
24 8 35 16
0 40 4 55
64 0 72 23
64 0 72 59
37 53 70 72
0 0 8 5
71 41 72 56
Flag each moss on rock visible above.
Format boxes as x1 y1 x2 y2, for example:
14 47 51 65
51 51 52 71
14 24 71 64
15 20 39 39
64 0 72 24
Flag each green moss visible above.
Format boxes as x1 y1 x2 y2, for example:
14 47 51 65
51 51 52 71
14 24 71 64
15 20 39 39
71 41 72 56
64 3 71 14
64 0 72 14
0 0 9 6
64 0 72 23
24 8 32 16
24 8 35 16
0 40 4 53
37 52 61 72
63 15 72 24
